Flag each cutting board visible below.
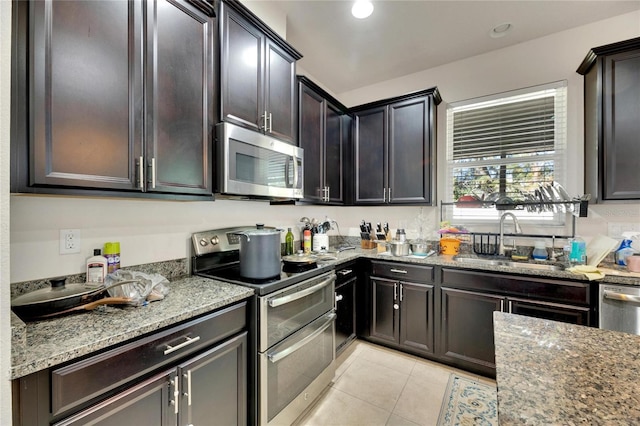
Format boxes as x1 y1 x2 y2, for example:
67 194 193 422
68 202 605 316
587 235 619 267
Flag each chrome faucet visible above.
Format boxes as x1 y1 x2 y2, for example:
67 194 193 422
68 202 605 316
499 212 522 256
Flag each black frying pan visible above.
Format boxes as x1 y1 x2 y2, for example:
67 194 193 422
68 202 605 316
11 277 134 321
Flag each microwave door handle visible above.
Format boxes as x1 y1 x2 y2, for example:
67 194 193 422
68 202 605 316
284 156 293 188
267 313 336 363
268 275 336 308
293 156 300 188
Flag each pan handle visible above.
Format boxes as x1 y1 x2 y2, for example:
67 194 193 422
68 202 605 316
35 297 133 319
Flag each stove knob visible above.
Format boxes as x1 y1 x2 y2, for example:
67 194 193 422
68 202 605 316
210 236 220 245
199 238 208 247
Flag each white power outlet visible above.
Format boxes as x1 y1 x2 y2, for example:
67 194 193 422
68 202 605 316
60 229 81 254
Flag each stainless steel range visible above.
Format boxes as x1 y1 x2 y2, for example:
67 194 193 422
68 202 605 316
192 227 336 425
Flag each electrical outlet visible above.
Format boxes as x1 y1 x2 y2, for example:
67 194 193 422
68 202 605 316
60 229 81 254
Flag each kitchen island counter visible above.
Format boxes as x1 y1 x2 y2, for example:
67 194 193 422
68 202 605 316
494 312 640 424
10 276 253 380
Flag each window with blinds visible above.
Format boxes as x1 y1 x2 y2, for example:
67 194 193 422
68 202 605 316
446 82 567 222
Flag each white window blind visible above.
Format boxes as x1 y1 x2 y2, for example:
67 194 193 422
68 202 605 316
446 82 567 223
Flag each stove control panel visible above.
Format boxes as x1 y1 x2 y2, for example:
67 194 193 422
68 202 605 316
192 226 258 256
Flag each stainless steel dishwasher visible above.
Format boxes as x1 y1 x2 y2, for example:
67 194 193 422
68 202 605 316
599 284 640 335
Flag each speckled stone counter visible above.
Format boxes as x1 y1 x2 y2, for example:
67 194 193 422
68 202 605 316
493 312 640 424
10 276 253 380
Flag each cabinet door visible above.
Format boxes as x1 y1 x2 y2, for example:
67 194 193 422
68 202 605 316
220 6 264 133
178 332 247 426
602 49 640 200
370 277 398 344
388 96 432 204
440 287 502 373
53 370 174 426
508 298 590 326
147 0 213 195
299 83 325 202
335 277 357 355
399 283 434 355
31 0 143 190
265 39 297 144
325 101 345 204
354 107 387 204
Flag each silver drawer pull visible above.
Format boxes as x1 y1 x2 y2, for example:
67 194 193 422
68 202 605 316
390 268 407 274
163 336 201 355
604 290 640 303
338 269 353 276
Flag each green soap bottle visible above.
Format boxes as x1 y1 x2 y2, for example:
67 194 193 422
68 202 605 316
285 228 295 255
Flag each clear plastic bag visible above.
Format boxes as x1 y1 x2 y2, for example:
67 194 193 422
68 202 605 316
104 270 170 306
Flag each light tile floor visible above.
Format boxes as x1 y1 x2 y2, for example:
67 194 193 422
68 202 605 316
294 340 495 426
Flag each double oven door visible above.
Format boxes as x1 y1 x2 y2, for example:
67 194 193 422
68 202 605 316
258 271 336 425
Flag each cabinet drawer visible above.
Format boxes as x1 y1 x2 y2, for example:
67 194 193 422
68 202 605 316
371 261 434 283
51 302 247 417
441 268 590 306
336 261 357 285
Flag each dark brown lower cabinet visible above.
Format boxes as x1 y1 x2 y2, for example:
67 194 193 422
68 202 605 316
13 302 248 426
438 268 591 377
368 261 435 357
440 288 502 374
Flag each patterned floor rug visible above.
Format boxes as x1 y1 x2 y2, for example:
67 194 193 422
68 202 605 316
436 374 498 426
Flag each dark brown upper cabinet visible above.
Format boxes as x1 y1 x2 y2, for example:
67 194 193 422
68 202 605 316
351 88 441 205
220 1 302 145
578 37 640 202
11 0 216 199
297 76 351 204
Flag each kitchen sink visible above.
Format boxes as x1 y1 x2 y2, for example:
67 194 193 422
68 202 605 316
452 256 565 271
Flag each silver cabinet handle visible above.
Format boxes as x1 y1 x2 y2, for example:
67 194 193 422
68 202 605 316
400 283 403 302
388 187 391 202
171 375 179 414
604 290 640 303
383 187 387 202
269 275 335 307
507 300 512 313
394 283 397 301
268 313 335 363
500 299 504 312
390 268 407 274
338 269 353 276
151 157 156 189
268 112 273 132
326 186 330 202
163 335 201 355
186 370 192 406
138 156 144 189
261 110 268 130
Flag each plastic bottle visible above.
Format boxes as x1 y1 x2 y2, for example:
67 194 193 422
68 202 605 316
615 232 640 265
303 229 312 254
532 241 548 260
104 242 121 274
86 249 108 283
569 236 586 265
285 228 295 255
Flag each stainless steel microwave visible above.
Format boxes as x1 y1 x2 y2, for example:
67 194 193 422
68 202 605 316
216 122 304 199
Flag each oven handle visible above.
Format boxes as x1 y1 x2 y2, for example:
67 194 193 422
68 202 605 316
603 290 640 303
268 274 336 308
267 313 336 363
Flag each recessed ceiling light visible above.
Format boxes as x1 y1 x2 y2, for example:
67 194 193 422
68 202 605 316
490 22 512 38
352 0 373 19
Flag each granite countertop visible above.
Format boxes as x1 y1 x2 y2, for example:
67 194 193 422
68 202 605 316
10 276 254 380
10 249 638 381
494 312 640 424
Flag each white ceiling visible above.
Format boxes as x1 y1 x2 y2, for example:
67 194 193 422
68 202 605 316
260 0 640 95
